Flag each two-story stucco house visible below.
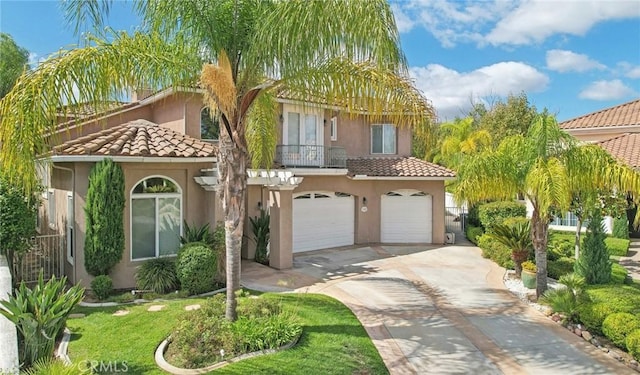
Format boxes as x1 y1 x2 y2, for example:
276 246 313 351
42 87 455 289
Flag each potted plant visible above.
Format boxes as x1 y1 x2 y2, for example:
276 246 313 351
521 260 537 289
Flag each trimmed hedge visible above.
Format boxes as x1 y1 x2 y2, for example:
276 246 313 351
465 225 484 245
578 285 640 334
606 237 630 257
478 201 526 232
176 243 217 295
477 234 513 269
613 216 630 239
578 302 618 335
626 329 640 361
602 312 640 349
611 263 630 284
91 275 113 300
547 257 575 280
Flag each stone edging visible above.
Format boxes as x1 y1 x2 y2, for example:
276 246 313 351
154 335 300 375
56 328 72 365
78 287 227 308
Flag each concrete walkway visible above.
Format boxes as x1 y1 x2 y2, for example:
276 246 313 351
619 239 640 280
241 240 633 374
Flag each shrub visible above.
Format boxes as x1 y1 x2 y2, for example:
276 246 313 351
626 329 640 361
611 262 630 284
477 234 513 269
575 210 611 284
465 225 483 244
84 158 125 276
478 201 526 232
169 294 301 368
176 243 217 295
521 260 536 272
548 257 575 280
547 238 574 261
0 174 38 284
181 221 214 246
0 272 84 367
467 204 482 227
605 237 630 257
136 258 179 294
540 274 588 323
577 302 618 334
502 216 530 228
91 275 113 300
602 312 640 349
613 216 630 239
250 209 270 265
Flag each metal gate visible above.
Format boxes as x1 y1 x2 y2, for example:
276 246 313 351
18 234 65 284
445 206 467 234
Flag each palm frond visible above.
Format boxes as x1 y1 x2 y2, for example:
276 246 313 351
525 157 570 218
246 90 278 169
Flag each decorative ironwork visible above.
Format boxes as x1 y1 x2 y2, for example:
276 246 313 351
275 145 347 168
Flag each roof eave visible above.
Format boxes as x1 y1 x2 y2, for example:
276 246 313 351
348 175 456 181
48 155 216 163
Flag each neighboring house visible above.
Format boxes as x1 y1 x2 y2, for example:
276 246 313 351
555 98 640 236
41 88 455 289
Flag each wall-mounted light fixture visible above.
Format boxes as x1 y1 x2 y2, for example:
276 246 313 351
279 114 284 123
362 197 367 206
257 201 262 210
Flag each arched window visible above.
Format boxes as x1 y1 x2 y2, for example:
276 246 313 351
131 176 182 260
201 107 220 141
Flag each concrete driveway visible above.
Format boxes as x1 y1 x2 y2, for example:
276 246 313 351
241 241 633 374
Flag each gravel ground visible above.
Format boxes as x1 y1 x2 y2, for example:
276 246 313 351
503 270 559 315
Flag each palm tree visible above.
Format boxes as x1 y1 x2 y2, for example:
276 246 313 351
0 0 433 320
437 116 491 169
454 114 639 297
486 221 532 277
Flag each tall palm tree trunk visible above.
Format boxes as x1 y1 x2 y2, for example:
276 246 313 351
531 208 549 297
219 134 248 321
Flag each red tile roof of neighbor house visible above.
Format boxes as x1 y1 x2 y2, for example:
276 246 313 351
53 119 216 158
596 133 640 169
559 98 640 130
347 157 456 178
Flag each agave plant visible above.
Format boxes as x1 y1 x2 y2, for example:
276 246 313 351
250 209 270 265
180 221 213 246
486 221 533 277
0 272 84 367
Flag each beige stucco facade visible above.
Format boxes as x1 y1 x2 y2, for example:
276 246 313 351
50 161 219 289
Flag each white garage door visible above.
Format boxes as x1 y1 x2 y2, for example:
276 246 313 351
293 192 354 252
381 190 432 243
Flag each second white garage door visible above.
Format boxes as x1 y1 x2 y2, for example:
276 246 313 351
293 192 355 253
381 190 432 243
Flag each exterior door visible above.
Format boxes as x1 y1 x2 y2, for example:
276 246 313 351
284 105 323 166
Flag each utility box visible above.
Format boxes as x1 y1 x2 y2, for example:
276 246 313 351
445 232 455 244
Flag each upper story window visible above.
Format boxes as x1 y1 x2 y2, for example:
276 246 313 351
371 124 396 154
283 104 322 147
131 176 182 261
330 117 338 141
201 107 220 141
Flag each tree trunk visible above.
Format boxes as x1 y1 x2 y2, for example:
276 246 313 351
531 208 549 298
574 217 582 259
219 135 248 322
511 249 529 278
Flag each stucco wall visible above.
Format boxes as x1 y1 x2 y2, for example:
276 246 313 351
53 161 218 289
566 130 630 143
54 106 153 144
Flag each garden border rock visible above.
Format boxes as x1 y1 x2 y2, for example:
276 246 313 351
154 334 301 375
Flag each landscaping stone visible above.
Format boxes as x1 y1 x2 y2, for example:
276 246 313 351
610 351 621 361
574 328 582 337
68 313 85 319
185 304 201 311
601 347 609 353
582 331 593 341
591 338 601 347
147 305 166 312
113 310 130 316
551 314 562 322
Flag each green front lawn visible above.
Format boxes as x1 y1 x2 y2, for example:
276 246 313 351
67 293 387 374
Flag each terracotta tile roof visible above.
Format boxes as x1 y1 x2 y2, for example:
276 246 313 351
596 133 640 169
346 157 456 178
559 98 640 130
53 119 216 158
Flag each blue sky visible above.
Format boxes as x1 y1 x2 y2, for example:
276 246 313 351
1 0 639 122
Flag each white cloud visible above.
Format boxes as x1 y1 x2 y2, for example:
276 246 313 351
618 62 640 79
579 79 636 100
546 49 606 73
392 1 640 47
410 62 549 121
486 1 640 46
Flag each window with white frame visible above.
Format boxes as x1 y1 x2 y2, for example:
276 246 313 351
47 189 56 229
371 124 396 154
131 177 182 260
200 107 220 141
551 212 588 227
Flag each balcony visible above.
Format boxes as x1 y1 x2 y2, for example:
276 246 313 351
275 145 347 168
